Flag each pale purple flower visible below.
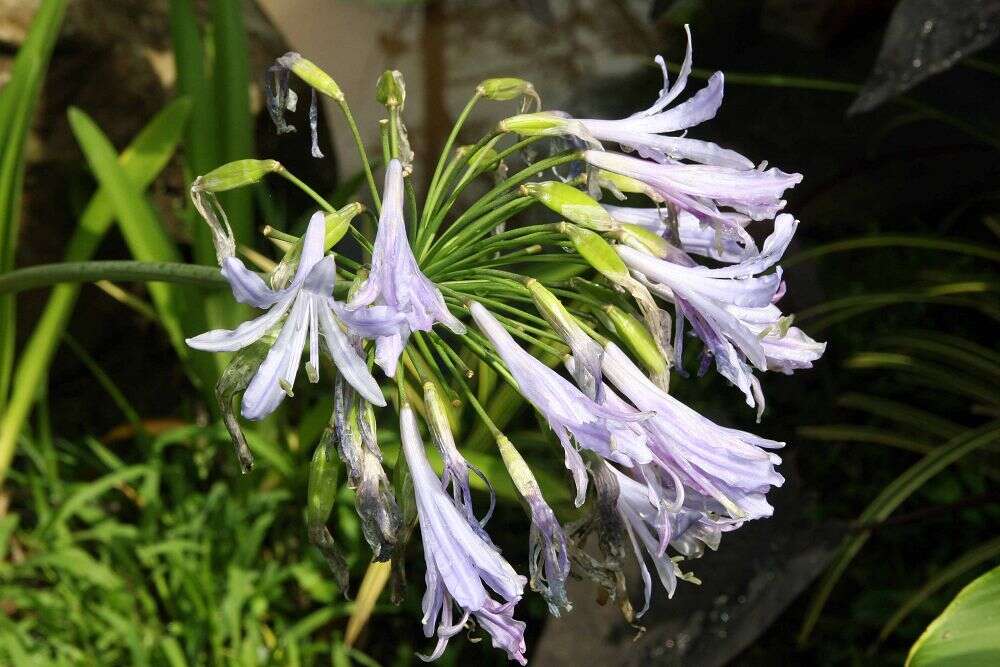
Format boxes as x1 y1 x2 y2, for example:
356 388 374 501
616 214 824 414
573 27 756 170
400 405 527 664
587 149 802 228
348 160 465 376
469 301 651 507
186 211 388 418
603 204 751 263
601 343 785 520
610 465 728 616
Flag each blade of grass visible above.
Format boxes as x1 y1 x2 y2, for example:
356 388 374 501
344 561 391 648
798 421 1000 645
0 0 69 405
0 98 190 488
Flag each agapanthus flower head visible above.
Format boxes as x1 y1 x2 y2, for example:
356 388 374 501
347 159 466 376
470 301 652 506
186 211 388 418
400 404 527 664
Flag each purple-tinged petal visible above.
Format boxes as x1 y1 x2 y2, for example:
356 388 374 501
220 257 285 308
316 303 386 406
241 294 311 420
185 297 292 352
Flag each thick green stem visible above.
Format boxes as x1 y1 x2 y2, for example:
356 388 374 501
0 261 227 295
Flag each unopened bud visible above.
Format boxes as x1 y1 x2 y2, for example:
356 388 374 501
499 111 568 135
195 159 282 193
278 52 344 102
558 222 630 282
604 305 668 378
478 77 541 111
523 181 616 231
592 169 661 203
613 223 670 258
376 70 406 109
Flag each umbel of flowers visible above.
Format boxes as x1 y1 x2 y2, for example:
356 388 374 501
187 27 824 663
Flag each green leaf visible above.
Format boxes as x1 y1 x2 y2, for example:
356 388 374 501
907 565 1000 666
798 422 1000 644
66 108 207 382
0 0 69 405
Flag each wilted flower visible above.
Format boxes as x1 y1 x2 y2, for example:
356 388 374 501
496 434 571 616
470 301 651 506
400 405 527 664
186 211 387 418
334 377 401 560
348 160 466 376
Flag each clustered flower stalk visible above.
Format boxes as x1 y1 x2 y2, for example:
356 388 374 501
185 27 825 662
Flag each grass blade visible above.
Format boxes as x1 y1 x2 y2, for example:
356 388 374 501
798 422 1000 644
0 98 190 487
878 536 1000 645
0 0 69 404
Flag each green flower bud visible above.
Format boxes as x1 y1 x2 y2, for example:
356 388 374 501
614 223 670 258
558 222 630 282
478 77 541 111
604 304 668 378
376 69 406 109
592 169 661 202
560 222 672 387
523 181 617 231
194 159 282 193
499 111 568 135
278 51 344 102
270 203 363 289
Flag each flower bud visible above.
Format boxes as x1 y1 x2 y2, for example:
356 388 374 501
523 181 617 232
558 222 630 282
526 278 604 399
613 222 670 257
194 159 282 193
376 69 406 109
278 51 344 102
499 111 568 135
604 304 668 379
478 77 540 111
559 222 672 384
592 168 661 202
270 203 363 289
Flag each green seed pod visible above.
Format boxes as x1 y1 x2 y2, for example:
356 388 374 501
215 340 270 474
278 52 344 102
194 159 282 193
498 111 568 135
523 182 617 231
307 437 340 529
376 69 406 109
604 304 668 378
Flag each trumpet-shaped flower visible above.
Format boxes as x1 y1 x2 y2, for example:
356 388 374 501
348 160 465 376
400 405 527 664
587 149 802 228
616 214 824 413
602 343 784 520
470 301 651 507
187 211 388 419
